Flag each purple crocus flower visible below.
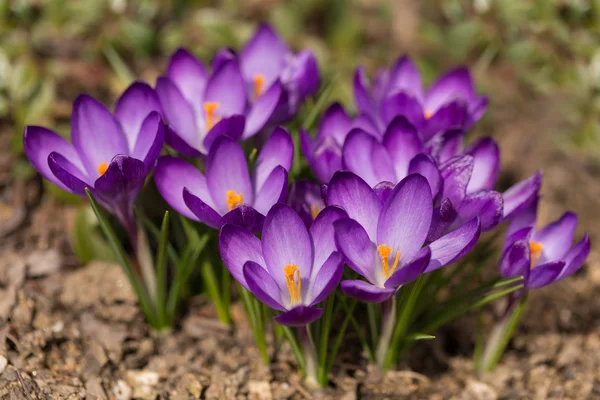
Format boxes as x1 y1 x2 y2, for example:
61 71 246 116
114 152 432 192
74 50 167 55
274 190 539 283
328 172 481 303
24 82 164 239
355 56 488 140
500 197 590 292
154 127 292 232
301 102 379 183
240 23 320 124
219 203 346 326
155 48 282 155
287 180 325 228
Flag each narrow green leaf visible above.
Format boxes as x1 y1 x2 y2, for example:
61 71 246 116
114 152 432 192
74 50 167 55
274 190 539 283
317 295 335 384
302 76 337 132
135 208 179 265
201 259 231 325
239 286 269 363
155 211 170 327
103 44 134 85
282 325 306 374
325 296 359 379
405 333 435 341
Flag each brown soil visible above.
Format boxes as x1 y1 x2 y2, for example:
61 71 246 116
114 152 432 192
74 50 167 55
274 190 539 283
1 70 600 400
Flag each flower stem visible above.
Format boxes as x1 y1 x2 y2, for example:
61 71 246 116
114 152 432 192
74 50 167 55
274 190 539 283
479 295 527 374
299 325 319 387
376 297 396 368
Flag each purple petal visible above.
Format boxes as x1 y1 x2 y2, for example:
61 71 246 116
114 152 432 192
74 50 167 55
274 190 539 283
24 126 86 191
386 56 423 101
274 306 323 326
166 48 208 117
114 81 162 150
288 180 326 228
430 129 464 164
503 171 542 220
262 203 314 293
243 261 285 311
310 139 343 184
164 125 203 158
466 137 500 193
440 155 473 207
254 127 293 191
47 152 91 195
333 218 377 283
71 95 128 179
93 155 146 207
380 92 424 129
528 261 565 289
326 171 382 240
183 188 222 228
373 181 395 205
282 49 320 102
427 198 458 242
385 247 431 288
382 116 424 179
317 103 352 145
307 252 343 305
253 166 288 215
467 96 488 127
408 154 442 200
500 240 530 279
219 224 266 289
424 68 477 113
205 137 252 214
240 24 290 89
377 174 433 264
154 156 216 220
559 234 590 279
421 101 468 141
506 196 538 238
532 212 577 263
309 206 348 272
425 217 481 272
354 67 376 119
204 60 246 116
212 48 236 72
202 114 246 151
131 112 165 171
457 190 503 231
340 280 395 303
219 205 265 233
244 81 282 138
156 77 201 152
342 129 395 187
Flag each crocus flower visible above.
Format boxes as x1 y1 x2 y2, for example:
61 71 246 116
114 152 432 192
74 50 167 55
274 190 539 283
156 48 282 155
240 23 320 124
24 82 164 239
219 203 346 326
355 56 487 140
287 180 325 228
500 197 590 291
328 172 481 302
301 102 379 183
154 127 292 232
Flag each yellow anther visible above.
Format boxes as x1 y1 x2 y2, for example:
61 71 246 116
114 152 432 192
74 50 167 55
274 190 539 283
226 190 244 211
310 204 320 220
97 162 108 176
424 110 433 120
529 241 543 268
284 264 301 305
253 74 265 99
204 101 220 130
377 244 400 279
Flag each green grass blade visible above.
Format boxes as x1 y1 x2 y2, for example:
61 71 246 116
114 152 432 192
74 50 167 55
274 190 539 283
155 211 169 327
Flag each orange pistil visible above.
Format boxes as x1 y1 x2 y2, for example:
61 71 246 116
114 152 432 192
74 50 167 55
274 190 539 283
253 74 265 99
529 241 543 268
226 190 244 211
310 204 320 220
97 162 108 176
377 244 400 279
204 102 220 130
284 264 301 304
424 110 433 120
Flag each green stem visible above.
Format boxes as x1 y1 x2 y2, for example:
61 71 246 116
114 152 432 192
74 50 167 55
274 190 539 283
376 297 396 368
201 259 231 325
317 295 335 384
155 211 170 328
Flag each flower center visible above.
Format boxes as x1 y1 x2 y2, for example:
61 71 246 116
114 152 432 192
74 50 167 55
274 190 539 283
424 110 433 120
253 73 265 99
377 244 400 279
310 204 320 220
284 264 301 305
529 240 543 268
225 190 244 211
97 162 108 176
204 101 221 131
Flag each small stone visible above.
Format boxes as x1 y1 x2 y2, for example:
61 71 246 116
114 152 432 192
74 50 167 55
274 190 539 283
248 380 272 400
125 370 160 400
461 379 497 400
85 377 107 400
26 249 62 277
0 355 7 374
113 380 132 400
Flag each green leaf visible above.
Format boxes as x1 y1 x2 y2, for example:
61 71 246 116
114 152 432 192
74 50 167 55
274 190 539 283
405 333 435 341
70 206 118 264
155 211 170 327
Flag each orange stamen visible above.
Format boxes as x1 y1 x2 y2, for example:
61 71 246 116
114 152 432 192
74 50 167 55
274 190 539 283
310 204 320 220
424 110 433 120
253 74 265 99
226 190 244 211
284 264 301 304
97 162 108 176
377 244 401 278
529 241 543 268
204 102 220 130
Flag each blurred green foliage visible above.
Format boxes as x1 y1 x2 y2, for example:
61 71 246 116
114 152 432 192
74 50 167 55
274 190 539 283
2 0 600 175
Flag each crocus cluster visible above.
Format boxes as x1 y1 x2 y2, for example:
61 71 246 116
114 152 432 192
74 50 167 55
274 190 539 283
24 23 589 361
